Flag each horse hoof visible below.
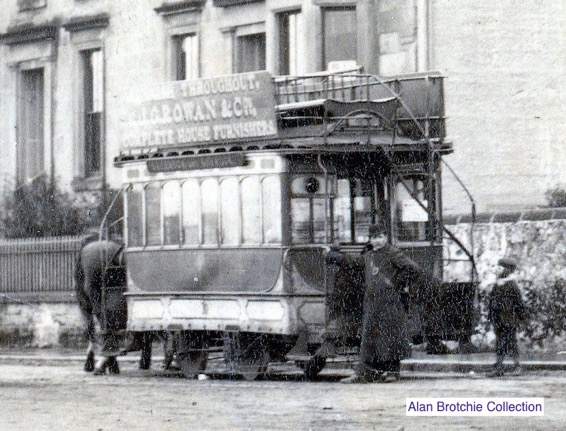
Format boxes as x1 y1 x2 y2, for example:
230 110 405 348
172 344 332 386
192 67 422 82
93 367 106 376
84 351 95 372
107 358 120 375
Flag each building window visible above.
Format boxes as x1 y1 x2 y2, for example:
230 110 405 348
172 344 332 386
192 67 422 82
173 33 199 80
17 68 44 183
82 49 103 176
322 7 357 69
278 10 305 75
235 32 266 73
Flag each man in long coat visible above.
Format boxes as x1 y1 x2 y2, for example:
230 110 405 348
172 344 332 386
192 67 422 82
327 223 424 383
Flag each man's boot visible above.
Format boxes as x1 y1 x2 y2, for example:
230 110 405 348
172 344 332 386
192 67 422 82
487 357 504 377
340 363 382 384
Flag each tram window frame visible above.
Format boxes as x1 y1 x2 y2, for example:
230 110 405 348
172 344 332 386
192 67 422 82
241 176 262 245
145 183 162 246
126 184 144 248
333 177 386 245
393 175 436 243
201 178 220 245
220 177 241 246
290 174 336 245
262 176 282 244
182 178 201 246
162 181 182 246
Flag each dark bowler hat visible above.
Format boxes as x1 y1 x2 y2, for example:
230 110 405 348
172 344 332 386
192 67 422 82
498 257 518 269
368 223 387 237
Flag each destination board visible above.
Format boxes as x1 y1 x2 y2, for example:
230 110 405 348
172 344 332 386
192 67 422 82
147 153 246 172
120 72 278 151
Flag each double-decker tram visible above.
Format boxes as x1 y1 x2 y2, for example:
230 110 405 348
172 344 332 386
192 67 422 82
114 70 476 379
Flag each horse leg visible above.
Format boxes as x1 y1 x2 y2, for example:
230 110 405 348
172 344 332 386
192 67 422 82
84 341 96 372
93 356 109 375
93 354 120 375
139 332 153 370
77 290 96 372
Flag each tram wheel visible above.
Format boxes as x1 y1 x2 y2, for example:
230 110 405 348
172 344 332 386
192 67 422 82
174 331 209 378
297 355 327 380
224 333 271 381
175 350 208 378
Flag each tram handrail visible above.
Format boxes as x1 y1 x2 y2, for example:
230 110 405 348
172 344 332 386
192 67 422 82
361 72 477 284
97 186 127 242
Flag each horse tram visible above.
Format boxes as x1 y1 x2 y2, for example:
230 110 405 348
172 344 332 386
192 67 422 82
97 68 476 379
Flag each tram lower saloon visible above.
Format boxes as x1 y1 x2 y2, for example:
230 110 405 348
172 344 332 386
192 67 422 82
121 148 445 379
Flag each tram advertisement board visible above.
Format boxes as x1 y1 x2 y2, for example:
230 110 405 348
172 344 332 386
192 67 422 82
120 71 278 150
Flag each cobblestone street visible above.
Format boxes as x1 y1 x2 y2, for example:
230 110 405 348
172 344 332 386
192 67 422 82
0 355 564 431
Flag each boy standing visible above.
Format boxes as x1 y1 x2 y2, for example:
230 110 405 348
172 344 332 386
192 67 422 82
487 257 526 377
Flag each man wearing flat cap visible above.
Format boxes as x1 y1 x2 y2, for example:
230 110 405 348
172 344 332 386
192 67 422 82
487 257 526 377
328 222 425 383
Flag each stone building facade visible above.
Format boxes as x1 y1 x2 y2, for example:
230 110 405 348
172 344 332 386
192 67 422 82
1 0 563 215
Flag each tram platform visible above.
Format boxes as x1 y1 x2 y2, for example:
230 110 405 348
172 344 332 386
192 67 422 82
1 347 566 375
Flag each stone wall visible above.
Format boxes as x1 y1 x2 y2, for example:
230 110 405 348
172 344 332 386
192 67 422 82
444 215 566 351
444 218 566 290
0 302 84 349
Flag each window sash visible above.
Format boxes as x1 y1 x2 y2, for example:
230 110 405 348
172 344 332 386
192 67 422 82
322 7 357 68
83 49 103 176
174 34 199 81
17 68 44 182
279 11 305 75
236 32 266 73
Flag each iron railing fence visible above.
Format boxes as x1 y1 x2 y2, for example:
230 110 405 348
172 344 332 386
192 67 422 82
0 236 82 295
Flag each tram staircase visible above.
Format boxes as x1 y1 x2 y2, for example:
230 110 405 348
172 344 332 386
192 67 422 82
274 70 478 343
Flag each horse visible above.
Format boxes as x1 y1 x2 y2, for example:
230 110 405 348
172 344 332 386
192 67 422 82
74 237 175 375
74 237 127 375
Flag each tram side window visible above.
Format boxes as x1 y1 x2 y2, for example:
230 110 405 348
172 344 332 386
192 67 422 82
145 184 161 246
334 179 351 242
262 176 282 244
163 182 181 245
221 177 240 245
241 176 261 244
201 179 219 245
182 179 201 245
290 175 334 244
353 179 373 242
333 178 384 244
395 177 428 242
126 184 144 247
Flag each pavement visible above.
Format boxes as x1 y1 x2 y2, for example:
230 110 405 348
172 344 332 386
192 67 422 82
1 347 566 375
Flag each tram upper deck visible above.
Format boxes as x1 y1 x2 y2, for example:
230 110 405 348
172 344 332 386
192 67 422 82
115 70 450 164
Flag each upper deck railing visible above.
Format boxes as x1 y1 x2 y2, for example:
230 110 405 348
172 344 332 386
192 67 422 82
273 70 446 145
